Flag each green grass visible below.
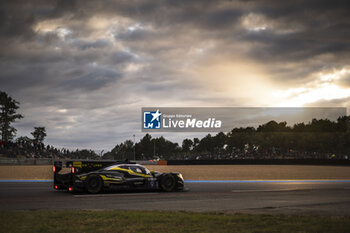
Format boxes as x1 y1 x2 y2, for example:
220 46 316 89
1 210 350 233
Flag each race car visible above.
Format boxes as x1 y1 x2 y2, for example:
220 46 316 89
53 160 185 193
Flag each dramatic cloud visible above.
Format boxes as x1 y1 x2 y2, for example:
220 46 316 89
1 0 349 150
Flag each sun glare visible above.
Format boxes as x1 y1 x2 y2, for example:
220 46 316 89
274 68 350 107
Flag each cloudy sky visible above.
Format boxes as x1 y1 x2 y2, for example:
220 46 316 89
1 0 349 150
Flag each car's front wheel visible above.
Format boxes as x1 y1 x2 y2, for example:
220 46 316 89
86 174 103 194
160 174 176 191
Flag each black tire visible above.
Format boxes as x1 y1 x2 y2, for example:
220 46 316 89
86 174 103 194
160 174 176 192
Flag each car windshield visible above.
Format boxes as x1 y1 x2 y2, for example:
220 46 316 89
142 166 151 175
129 166 151 175
104 164 151 175
104 164 129 171
129 166 143 173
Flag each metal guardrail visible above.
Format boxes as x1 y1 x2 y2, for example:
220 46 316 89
0 158 157 166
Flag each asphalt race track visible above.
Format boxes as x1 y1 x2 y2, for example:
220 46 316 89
1 181 350 216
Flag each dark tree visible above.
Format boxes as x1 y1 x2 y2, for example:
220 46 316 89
214 132 227 151
198 134 215 156
16 136 33 145
137 134 153 159
0 91 23 142
182 138 193 154
31 127 47 144
109 140 134 160
257 121 290 132
152 136 180 159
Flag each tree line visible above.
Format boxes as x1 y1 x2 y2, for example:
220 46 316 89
1 90 349 160
102 117 349 160
0 91 47 144
0 90 99 159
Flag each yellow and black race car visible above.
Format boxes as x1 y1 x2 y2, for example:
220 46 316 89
53 160 185 193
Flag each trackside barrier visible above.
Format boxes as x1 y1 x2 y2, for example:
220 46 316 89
0 158 54 165
157 160 168 165
166 159 350 166
0 159 157 166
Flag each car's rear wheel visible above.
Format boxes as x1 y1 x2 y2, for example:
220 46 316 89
160 174 176 191
86 174 103 194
